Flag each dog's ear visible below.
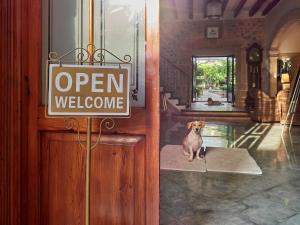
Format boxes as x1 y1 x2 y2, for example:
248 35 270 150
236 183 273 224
187 122 193 129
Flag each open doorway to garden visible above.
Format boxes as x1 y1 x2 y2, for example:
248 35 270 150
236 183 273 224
192 56 236 103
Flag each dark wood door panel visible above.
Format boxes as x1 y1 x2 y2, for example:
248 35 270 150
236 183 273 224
41 133 145 225
41 133 86 225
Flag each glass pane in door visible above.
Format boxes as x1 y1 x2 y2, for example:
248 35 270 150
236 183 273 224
42 0 145 106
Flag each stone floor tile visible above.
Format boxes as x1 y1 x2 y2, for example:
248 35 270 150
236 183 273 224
160 119 300 225
278 213 300 225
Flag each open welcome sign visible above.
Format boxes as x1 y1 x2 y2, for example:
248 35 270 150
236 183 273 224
47 64 130 116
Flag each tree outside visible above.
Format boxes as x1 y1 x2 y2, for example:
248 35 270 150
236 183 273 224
194 57 234 102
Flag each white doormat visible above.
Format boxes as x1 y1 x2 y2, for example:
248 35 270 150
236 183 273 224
160 145 262 175
160 145 206 172
205 147 262 175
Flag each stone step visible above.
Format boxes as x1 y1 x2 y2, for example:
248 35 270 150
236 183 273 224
164 92 171 98
161 90 187 111
168 98 178 105
172 111 251 122
180 110 249 117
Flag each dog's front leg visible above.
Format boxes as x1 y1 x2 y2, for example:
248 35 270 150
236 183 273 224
196 147 201 160
188 146 194 162
183 150 190 157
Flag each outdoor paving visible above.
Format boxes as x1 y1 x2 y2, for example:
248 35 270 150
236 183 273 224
189 102 244 112
195 89 227 102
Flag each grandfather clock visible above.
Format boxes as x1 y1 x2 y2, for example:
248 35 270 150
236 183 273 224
246 43 263 110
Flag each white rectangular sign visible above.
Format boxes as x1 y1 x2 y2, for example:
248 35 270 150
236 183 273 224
48 64 131 116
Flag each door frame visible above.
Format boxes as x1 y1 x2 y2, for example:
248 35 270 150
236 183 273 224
0 0 43 224
191 55 236 103
3 0 160 224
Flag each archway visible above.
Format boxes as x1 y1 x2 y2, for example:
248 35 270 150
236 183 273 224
269 9 300 97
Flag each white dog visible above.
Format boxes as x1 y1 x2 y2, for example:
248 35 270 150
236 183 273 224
182 121 205 162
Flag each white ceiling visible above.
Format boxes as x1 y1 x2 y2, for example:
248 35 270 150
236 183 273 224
161 0 277 21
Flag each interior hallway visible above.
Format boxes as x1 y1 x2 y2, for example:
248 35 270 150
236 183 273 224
160 116 300 225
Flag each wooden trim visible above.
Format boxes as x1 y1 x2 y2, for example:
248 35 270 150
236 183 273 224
38 107 147 134
26 0 41 224
249 0 265 17
41 132 144 143
20 0 30 223
234 0 247 18
262 0 280 16
0 0 26 224
145 0 160 224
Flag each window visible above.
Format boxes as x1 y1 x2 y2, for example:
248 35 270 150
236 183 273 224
42 0 145 106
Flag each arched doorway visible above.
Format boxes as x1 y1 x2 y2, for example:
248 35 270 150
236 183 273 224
269 10 300 97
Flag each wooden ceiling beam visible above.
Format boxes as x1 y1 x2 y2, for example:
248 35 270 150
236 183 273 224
249 0 266 17
188 0 194 19
234 0 247 18
262 0 280 16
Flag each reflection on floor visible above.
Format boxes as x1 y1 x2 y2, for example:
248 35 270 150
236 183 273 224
160 117 300 225
189 102 245 112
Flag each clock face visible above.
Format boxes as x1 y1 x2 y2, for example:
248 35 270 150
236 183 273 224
249 48 261 63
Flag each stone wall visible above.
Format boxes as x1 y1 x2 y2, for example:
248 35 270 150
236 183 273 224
160 18 266 108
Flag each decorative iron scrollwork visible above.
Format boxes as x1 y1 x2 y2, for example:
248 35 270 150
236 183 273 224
48 45 138 101
49 44 132 64
91 118 115 149
64 117 115 150
64 118 86 149
92 47 132 64
49 47 91 64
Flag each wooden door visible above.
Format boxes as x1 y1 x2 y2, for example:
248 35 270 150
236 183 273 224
3 0 160 225
40 133 146 225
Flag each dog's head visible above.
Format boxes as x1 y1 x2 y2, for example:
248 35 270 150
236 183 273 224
187 121 205 134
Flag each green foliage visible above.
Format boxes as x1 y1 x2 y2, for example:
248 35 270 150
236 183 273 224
195 76 205 96
196 60 227 88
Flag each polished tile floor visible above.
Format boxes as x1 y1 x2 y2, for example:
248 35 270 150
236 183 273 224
160 116 300 225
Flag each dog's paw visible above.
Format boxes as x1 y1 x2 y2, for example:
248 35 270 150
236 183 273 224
188 157 193 162
183 151 189 156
